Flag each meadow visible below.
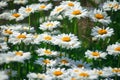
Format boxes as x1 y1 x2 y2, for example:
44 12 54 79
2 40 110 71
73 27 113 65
0 0 120 80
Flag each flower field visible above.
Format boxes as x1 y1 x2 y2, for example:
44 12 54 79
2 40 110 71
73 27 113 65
0 0 120 80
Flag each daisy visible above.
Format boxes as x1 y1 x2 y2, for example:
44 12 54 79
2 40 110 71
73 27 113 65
8 32 33 45
60 1 80 9
13 51 31 62
0 71 9 80
72 60 91 69
38 32 54 44
85 50 107 60
35 58 56 67
50 5 66 16
13 0 28 5
56 57 73 66
2 29 14 36
111 68 120 76
27 73 52 80
89 9 111 25
64 6 88 19
19 4 37 17
52 33 81 49
36 3 52 11
0 42 9 51
102 67 115 77
39 21 60 31
76 69 98 80
8 10 25 21
91 26 114 40
36 48 58 57
107 42 120 56
46 68 67 79
103 0 120 11
93 68 112 77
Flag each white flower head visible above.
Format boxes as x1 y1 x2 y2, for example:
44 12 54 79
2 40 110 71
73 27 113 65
91 26 114 40
85 50 107 60
89 9 111 25
107 42 120 56
39 21 60 31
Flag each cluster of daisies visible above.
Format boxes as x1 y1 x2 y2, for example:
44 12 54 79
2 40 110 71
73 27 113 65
0 0 120 80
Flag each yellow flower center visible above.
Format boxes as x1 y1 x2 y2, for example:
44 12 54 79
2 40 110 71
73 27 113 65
56 7 63 12
4 29 13 34
79 72 89 77
97 71 103 75
115 46 120 51
109 4 112 7
68 2 74 7
72 10 81 15
44 35 52 40
62 36 71 42
44 50 52 55
95 14 104 19
71 78 76 80
113 4 119 9
98 29 107 35
74 69 79 72
15 51 23 56
12 13 20 18
43 59 50 64
40 5 46 9
112 68 120 73
46 23 53 27
77 64 84 68
17 34 27 39
92 52 100 57
53 70 63 76
60 59 69 64
26 8 32 12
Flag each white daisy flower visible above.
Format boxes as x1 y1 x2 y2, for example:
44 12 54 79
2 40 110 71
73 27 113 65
36 48 58 57
0 42 9 51
85 50 107 60
0 1 8 8
60 1 80 9
91 26 114 40
39 21 60 31
38 32 54 43
12 51 31 62
14 0 28 5
0 71 9 80
102 67 115 77
46 68 67 79
89 9 111 25
107 42 120 56
36 3 52 11
2 29 14 36
8 32 33 45
52 33 81 49
8 10 25 21
103 0 120 11
72 60 91 69
56 57 73 66
19 4 37 17
27 73 52 80
35 58 56 67
50 5 66 16
93 68 112 77
64 6 88 19
0 11 10 20
111 68 120 76
76 69 98 80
